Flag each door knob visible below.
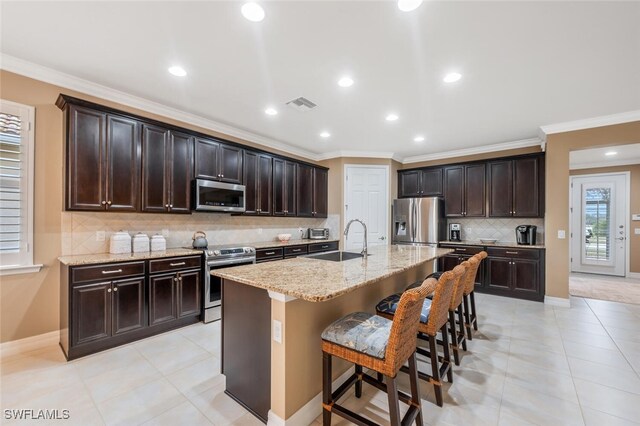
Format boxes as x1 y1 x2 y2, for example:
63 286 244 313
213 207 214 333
379 236 386 240
617 237 626 241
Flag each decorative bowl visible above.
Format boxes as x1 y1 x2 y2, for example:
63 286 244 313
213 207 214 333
277 233 292 242
480 238 498 244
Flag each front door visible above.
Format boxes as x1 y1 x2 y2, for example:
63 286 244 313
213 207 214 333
344 165 389 251
570 174 628 276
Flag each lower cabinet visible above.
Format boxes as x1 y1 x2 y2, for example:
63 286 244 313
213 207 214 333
255 241 338 263
149 268 201 325
438 245 485 290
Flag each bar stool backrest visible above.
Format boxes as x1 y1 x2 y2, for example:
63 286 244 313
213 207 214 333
451 258 476 310
463 252 487 296
424 264 466 336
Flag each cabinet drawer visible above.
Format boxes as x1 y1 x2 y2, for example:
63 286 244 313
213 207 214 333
440 245 484 255
308 241 339 253
284 245 308 257
71 261 145 284
149 256 202 274
487 247 540 259
256 247 284 261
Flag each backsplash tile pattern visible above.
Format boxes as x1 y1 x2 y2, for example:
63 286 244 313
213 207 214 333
62 212 340 255
449 218 545 244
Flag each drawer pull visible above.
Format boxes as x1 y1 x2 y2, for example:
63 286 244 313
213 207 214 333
169 262 186 267
456 248 467 252
265 251 276 255
506 251 519 255
322 245 328 249
292 249 302 252
101 269 123 275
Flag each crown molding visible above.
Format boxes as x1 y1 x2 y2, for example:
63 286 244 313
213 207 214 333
570 158 640 170
315 150 401 162
540 110 640 135
0 53 320 161
401 138 543 164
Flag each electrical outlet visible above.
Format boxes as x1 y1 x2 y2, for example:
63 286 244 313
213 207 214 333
635 228 640 235
273 320 282 343
258 228 263 235
557 230 566 239
96 231 105 242
162 229 169 237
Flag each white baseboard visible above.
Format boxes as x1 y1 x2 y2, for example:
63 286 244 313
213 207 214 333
267 368 353 426
0 330 59 359
626 272 640 279
544 296 571 308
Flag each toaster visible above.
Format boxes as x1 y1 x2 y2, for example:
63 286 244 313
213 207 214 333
308 228 330 240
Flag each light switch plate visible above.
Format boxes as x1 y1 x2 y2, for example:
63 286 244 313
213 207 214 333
633 214 640 221
635 228 640 235
96 231 105 242
557 230 566 239
273 320 282 343
162 229 169 237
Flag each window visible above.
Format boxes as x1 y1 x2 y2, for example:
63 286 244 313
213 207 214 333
0 100 40 275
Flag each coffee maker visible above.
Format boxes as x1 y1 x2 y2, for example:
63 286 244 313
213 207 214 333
449 223 461 242
516 225 537 245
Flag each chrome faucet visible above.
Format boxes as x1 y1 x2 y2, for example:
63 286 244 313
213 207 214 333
344 219 368 256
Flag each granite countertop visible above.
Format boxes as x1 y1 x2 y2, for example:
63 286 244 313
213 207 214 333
438 240 546 249
58 248 203 266
247 238 339 249
212 245 453 302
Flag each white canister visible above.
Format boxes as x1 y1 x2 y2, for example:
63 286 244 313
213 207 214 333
132 233 150 253
150 234 166 252
109 231 131 254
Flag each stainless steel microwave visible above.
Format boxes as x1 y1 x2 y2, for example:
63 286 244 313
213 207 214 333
193 179 246 213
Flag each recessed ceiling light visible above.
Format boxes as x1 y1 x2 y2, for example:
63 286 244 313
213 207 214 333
397 0 423 12
386 114 399 122
414 136 425 143
168 66 187 77
337 77 354 88
320 131 331 138
241 2 265 22
605 151 618 156
443 72 462 83
264 107 278 116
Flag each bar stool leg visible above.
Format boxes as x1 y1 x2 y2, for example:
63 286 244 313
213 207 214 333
458 306 467 351
428 335 443 407
322 352 332 426
408 352 423 426
441 324 453 383
448 311 460 366
355 364 363 398
463 294 473 340
471 292 478 331
386 375 401 426
377 372 384 383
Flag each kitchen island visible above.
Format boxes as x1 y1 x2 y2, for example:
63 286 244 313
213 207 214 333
212 244 452 425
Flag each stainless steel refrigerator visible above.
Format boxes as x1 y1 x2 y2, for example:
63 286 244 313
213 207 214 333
392 197 446 246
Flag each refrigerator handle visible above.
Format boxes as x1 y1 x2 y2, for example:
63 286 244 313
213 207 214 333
412 199 417 242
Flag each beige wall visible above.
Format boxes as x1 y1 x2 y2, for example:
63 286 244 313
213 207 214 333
545 122 640 299
570 164 640 274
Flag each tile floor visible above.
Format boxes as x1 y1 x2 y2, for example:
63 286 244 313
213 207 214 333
2 293 640 425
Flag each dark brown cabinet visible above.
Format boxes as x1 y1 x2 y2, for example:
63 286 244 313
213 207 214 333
398 168 443 198
112 278 146 336
297 165 328 218
65 105 140 211
444 164 485 217
488 155 543 218
484 247 543 301
141 125 193 213
244 151 272 215
148 273 177 326
177 269 201 318
273 158 297 216
438 245 486 290
313 168 328 218
194 138 243 184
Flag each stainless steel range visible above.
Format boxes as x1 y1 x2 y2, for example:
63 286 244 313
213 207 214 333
190 245 256 323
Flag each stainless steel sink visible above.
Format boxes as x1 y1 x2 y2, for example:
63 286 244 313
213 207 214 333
306 251 369 262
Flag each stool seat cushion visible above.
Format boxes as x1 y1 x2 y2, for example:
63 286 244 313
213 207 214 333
376 293 432 324
321 312 392 360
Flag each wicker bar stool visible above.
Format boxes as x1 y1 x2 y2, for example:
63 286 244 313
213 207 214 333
446 259 477 366
321 278 435 426
462 251 488 340
376 265 466 407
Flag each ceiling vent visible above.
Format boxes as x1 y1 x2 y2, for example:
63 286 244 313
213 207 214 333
286 97 317 112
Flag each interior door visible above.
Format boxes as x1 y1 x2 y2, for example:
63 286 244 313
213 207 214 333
344 165 389 250
571 174 627 276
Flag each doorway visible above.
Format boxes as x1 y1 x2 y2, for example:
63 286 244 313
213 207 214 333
343 165 389 251
570 173 629 276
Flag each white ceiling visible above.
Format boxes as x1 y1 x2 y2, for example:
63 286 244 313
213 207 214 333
1 1 640 161
570 143 640 170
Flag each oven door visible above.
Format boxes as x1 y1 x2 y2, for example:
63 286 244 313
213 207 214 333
194 179 246 213
205 257 255 322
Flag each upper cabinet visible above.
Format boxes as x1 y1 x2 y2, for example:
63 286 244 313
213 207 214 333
65 104 140 211
398 168 443 198
273 158 296 216
488 156 543 218
296 165 328 218
443 163 485 217
194 138 243 184
243 151 272 216
313 168 328 218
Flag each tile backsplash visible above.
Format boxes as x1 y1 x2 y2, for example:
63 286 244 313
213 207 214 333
449 218 545 244
62 212 340 256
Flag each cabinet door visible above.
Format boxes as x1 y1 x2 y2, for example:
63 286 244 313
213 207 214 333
112 278 145 336
296 164 314 217
141 124 169 212
486 257 511 291
284 160 297 216
313 168 328 218
194 137 219 180
67 105 106 210
421 168 443 196
513 157 539 217
178 270 201 318
273 158 286 216
444 166 464 217
243 151 259 214
439 254 461 273
167 130 193 214
488 160 513 217
106 115 140 212
72 282 112 346
219 144 243 184
512 259 539 296
464 164 486 217
149 274 177 326
257 154 272 215
399 171 421 198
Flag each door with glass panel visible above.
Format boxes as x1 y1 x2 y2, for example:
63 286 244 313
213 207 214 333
570 174 627 276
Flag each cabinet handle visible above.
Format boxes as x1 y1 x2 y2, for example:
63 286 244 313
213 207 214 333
265 251 276 255
292 249 301 252
107 201 112 205
505 251 519 255
113 287 118 292
321 245 329 249
169 204 173 208
456 248 467 252
107 288 112 293
101 269 123 275
221 174 224 178
101 200 106 205
170 262 186 267
165 204 169 208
